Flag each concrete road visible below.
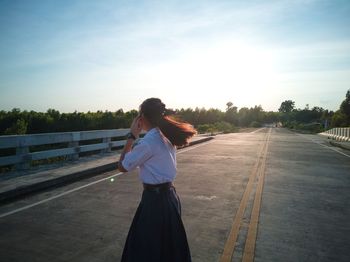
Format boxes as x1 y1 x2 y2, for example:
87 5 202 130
0 128 349 262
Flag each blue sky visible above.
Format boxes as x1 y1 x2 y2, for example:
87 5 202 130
1 0 350 112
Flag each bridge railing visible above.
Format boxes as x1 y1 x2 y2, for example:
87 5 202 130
0 129 130 171
319 127 350 142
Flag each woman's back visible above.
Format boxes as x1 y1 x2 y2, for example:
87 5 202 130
119 98 194 262
133 128 177 184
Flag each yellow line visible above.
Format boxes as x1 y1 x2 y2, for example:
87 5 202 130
242 129 271 262
220 131 269 262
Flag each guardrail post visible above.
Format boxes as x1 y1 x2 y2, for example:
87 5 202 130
329 129 333 139
335 128 339 140
16 146 30 170
102 137 112 153
68 132 80 161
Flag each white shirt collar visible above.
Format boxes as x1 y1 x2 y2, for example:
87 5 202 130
144 127 159 138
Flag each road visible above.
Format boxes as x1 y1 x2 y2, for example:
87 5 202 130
0 128 349 262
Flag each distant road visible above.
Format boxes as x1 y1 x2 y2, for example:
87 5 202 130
0 128 349 262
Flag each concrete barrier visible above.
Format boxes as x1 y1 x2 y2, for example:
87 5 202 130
0 135 214 202
319 127 350 142
0 130 213 172
0 129 130 170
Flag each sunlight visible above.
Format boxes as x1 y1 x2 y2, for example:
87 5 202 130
132 41 278 109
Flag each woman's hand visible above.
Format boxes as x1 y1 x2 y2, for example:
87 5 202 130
130 115 142 138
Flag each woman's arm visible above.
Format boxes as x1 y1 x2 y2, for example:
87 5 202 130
118 138 134 172
118 116 142 172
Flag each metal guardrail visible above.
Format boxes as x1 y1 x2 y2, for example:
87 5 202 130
319 127 350 142
0 129 130 170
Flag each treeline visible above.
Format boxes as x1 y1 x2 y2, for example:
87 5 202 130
178 105 278 133
278 89 350 132
0 106 271 135
0 109 139 135
1 90 349 136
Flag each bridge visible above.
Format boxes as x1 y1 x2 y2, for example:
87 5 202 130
0 128 349 261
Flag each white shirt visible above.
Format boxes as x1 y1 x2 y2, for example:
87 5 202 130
122 128 177 184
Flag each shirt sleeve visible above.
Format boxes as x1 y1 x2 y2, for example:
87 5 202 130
122 141 152 171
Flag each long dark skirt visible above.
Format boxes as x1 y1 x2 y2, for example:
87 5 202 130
121 184 192 262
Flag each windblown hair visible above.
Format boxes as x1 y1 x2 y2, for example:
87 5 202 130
140 98 197 147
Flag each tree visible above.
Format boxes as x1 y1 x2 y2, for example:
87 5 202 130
46 109 60 120
225 102 238 125
340 89 350 120
331 112 348 127
238 107 250 126
330 89 350 127
4 119 28 135
278 100 295 113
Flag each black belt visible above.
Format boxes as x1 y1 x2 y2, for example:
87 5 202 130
143 182 173 193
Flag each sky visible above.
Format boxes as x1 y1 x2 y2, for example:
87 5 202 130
0 0 350 112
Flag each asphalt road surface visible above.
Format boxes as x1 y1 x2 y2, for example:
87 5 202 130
0 128 349 262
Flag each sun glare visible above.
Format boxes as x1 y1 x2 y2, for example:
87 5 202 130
134 41 278 109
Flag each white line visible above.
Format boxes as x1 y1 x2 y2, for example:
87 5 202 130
177 139 215 154
298 134 350 158
0 139 215 218
0 172 123 219
314 141 350 158
250 127 266 134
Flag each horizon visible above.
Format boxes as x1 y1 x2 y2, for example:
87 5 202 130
1 100 339 114
1 1 350 113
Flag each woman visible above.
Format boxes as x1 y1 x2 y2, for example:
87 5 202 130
118 98 196 262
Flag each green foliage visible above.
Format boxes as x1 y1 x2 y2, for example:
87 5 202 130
176 104 271 128
2 90 349 136
276 94 350 131
280 106 332 133
197 124 213 134
224 104 238 125
176 107 225 126
324 89 349 128
214 121 237 133
4 119 28 135
285 121 323 133
331 112 348 127
237 105 264 127
0 105 280 136
339 89 350 125
0 109 138 135
197 121 236 134
279 100 295 113
250 121 262 128
340 90 350 115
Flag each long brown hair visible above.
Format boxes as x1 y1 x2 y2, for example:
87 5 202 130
140 98 197 147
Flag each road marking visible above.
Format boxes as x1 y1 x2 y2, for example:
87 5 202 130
316 142 350 158
250 127 266 133
242 130 271 262
0 138 215 218
0 172 124 219
220 129 270 262
297 134 350 158
177 139 215 154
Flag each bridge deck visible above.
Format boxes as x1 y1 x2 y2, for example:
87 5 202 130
0 128 349 262
0 136 212 202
